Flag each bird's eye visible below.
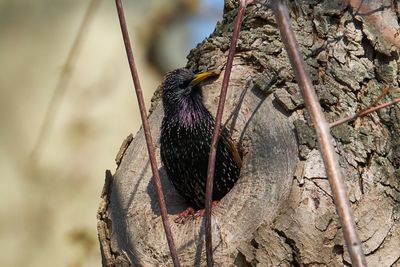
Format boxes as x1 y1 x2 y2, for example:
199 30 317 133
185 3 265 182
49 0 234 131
179 79 191 89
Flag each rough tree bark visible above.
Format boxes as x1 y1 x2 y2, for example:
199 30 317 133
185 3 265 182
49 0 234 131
97 0 400 266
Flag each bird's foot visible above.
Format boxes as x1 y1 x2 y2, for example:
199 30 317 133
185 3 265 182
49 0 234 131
174 201 219 224
193 201 219 218
174 207 195 224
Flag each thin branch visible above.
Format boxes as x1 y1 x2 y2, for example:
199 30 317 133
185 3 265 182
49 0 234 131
330 85 396 128
30 0 101 162
368 85 391 107
330 97 400 128
271 1 367 267
114 1 180 266
204 1 250 266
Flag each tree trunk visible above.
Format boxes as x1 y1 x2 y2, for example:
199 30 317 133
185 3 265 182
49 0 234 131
97 1 400 266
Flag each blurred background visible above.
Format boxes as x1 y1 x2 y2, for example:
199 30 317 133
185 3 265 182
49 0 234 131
0 0 223 266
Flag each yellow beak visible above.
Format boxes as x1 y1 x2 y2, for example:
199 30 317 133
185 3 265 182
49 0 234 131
190 71 219 86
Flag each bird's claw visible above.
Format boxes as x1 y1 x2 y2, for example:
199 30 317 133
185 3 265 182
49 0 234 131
193 201 219 218
174 201 219 224
174 207 195 224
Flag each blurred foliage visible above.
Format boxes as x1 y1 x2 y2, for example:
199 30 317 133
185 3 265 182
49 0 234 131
0 0 222 266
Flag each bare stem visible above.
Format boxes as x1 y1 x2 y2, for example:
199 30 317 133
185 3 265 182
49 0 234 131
271 1 367 266
114 1 180 266
330 98 400 128
204 1 249 266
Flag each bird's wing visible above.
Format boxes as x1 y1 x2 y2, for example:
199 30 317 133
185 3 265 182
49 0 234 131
222 133 243 169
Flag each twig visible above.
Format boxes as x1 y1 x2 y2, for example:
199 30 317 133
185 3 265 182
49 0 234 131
368 85 391 108
330 85 395 128
330 97 400 128
204 1 251 266
271 1 367 267
114 1 181 266
30 0 101 161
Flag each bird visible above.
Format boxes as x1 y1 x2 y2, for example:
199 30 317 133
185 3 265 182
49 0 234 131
159 68 242 221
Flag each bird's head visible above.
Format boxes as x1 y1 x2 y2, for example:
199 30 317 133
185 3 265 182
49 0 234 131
161 68 218 106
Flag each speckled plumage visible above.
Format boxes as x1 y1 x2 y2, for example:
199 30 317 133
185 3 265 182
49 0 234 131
160 68 241 208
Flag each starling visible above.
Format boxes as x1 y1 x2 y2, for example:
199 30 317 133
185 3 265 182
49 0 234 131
160 68 242 211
